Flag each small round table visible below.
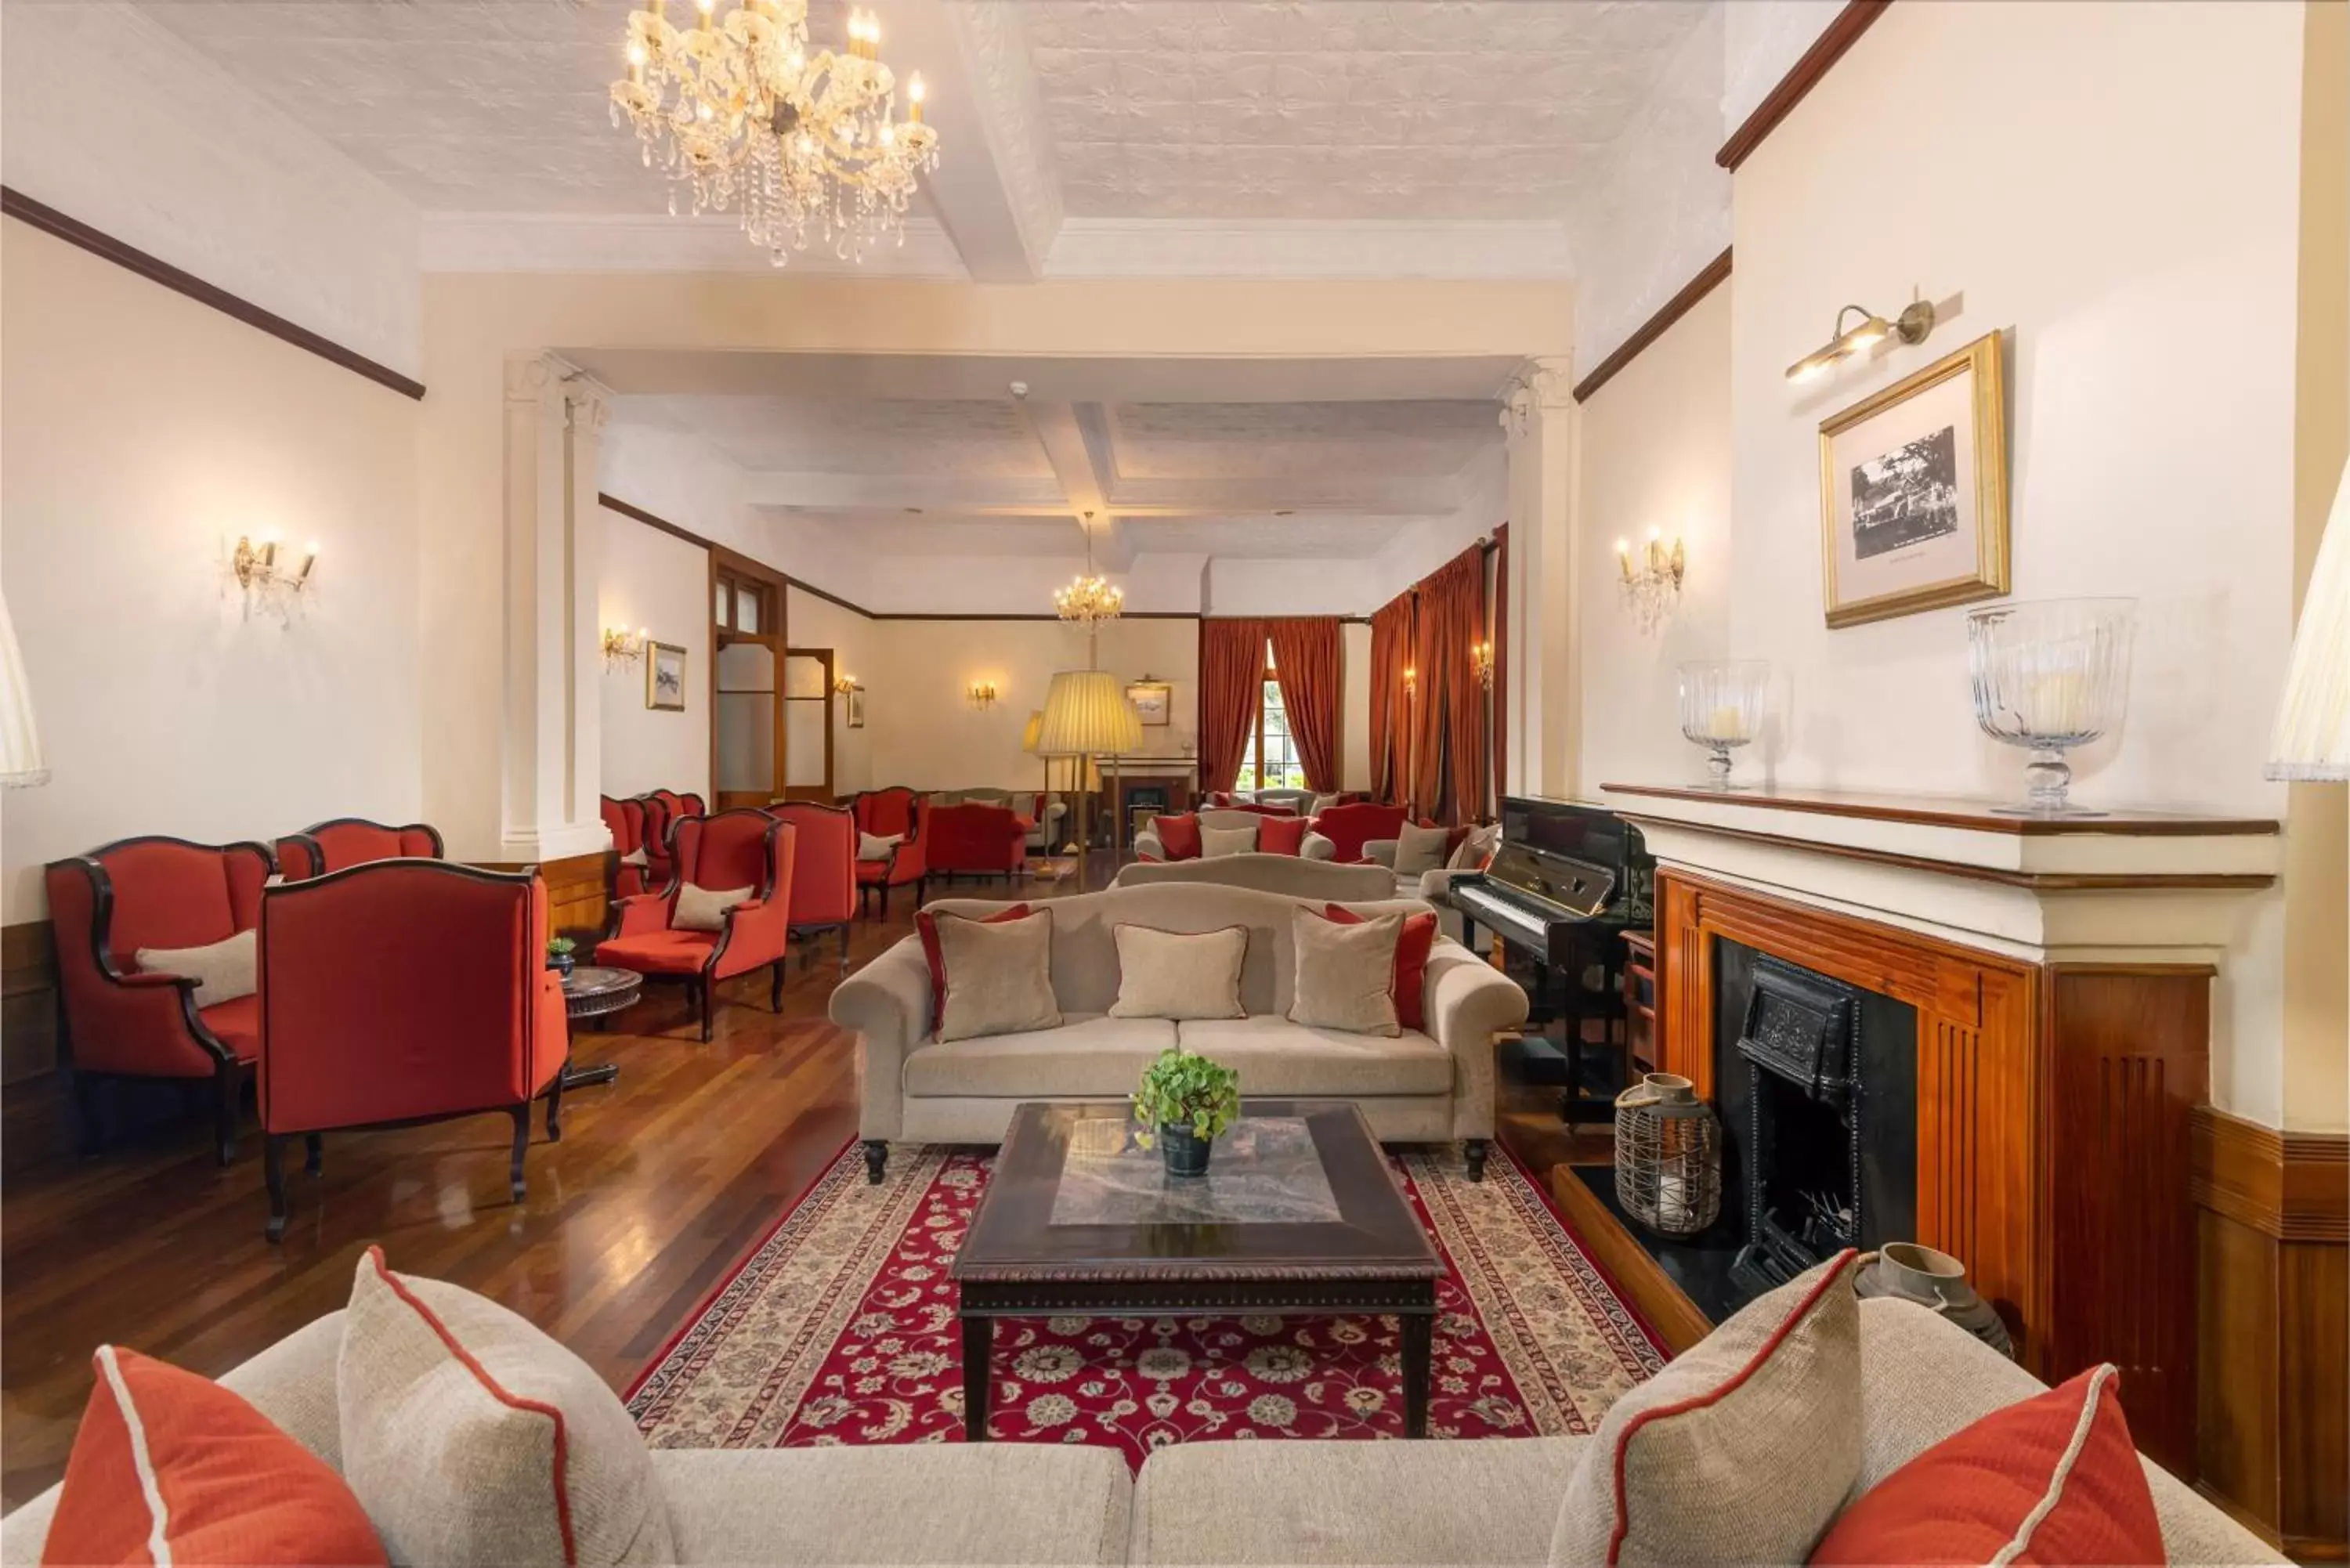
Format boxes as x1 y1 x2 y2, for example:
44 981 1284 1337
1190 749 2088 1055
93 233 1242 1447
559 966 642 1099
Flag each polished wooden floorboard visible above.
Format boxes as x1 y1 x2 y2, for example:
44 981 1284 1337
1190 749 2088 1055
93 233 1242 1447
0 872 1084 1510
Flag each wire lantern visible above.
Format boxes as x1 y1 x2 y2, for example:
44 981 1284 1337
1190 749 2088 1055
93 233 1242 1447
1614 1072 1723 1237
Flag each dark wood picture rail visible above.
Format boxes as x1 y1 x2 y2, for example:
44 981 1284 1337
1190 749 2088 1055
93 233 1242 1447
1 186 427 402
1571 247 1733 404
1715 0 1894 171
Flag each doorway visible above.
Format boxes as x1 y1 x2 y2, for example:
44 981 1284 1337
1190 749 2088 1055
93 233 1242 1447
711 563 784 811
780 648 835 802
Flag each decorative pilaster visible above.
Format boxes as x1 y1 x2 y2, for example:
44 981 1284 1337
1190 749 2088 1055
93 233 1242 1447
1499 358 1577 798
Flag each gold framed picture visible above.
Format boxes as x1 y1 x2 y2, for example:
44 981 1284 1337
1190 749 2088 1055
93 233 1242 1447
1818 331 2010 628
646 641 688 710
1125 680 1173 727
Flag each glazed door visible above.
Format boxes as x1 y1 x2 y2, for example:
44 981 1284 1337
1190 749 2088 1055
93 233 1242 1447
780 649 834 802
712 569 784 810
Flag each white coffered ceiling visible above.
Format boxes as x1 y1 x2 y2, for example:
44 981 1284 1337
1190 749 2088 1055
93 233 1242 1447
128 0 1710 280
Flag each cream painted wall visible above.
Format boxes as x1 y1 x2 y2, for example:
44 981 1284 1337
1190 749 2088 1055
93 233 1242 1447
1576 284 1734 795
597 505 710 802
785 587 877 797
0 220 422 920
1341 621 1374 793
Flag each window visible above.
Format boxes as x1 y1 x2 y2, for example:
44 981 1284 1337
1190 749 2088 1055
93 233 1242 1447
1236 641 1307 791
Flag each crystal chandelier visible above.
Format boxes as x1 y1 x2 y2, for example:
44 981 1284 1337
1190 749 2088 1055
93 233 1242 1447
1054 518 1125 626
610 0 940 266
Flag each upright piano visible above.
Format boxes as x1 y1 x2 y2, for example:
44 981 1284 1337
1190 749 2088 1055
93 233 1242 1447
1448 797 1655 1121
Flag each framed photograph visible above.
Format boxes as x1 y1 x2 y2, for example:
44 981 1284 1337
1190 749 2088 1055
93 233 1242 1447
1126 680 1173 727
1818 331 2009 628
646 641 688 711
844 686 865 728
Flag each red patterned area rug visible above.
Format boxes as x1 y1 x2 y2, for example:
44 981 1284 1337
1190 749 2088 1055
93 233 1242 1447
627 1141 1665 1467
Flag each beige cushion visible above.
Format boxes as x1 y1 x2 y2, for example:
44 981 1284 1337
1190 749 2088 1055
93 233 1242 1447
1201 823 1258 858
935 908 1062 1043
1550 1251 1863 1567
1448 823 1501 872
338 1250 674 1566
1173 1016 1451 1097
857 831 902 861
1392 822 1452 877
1108 924 1249 1021
1310 792 1343 817
673 883 751 932
1288 909 1401 1036
618 847 650 869
902 1013 1176 1097
135 927 256 1008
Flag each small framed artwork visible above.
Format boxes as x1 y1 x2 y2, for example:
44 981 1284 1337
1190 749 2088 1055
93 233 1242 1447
844 686 866 729
1818 331 2010 628
646 641 688 711
1126 680 1173 727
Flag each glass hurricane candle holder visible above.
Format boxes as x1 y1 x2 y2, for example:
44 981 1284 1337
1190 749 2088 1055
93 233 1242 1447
1965 598 2136 816
1677 660 1770 789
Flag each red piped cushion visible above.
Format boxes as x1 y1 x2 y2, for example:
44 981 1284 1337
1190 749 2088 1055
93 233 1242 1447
1321 903 1437 1030
595 929 717 974
915 904 1032 1030
43 1346 384 1568
1152 815 1202 862
1810 1364 2162 1567
1257 815 1310 857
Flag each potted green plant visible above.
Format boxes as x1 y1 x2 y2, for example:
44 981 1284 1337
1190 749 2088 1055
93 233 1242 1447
1131 1047 1240 1178
546 936 577 979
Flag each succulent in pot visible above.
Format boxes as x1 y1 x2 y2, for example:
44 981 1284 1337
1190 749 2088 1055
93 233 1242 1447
1131 1047 1239 1178
546 936 577 977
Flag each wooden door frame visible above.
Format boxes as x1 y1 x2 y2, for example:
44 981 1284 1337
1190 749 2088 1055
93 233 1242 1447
780 646 836 802
709 546 790 809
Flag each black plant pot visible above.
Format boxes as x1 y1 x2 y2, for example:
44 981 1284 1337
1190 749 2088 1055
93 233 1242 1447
548 952 576 979
1159 1123 1213 1178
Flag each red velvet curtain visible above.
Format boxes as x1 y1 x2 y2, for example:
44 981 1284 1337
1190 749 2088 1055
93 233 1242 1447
1267 618 1342 794
1368 594 1414 806
1491 522 1509 813
1412 546 1485 824
1197 618 1267 795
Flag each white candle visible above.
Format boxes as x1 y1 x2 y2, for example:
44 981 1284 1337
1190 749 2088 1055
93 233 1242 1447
1704 705 1744 741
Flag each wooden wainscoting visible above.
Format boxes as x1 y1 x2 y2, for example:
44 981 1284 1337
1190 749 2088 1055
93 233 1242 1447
2191 1106 2349 1559
481 852 613 947
1653 869 2207 1477
1 921 59 1086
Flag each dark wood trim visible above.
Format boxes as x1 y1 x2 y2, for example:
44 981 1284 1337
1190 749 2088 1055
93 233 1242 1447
2 920 60 1086
2 187 426 401
870 610 1199 622
791 575 877 620
599 493 718 554
1571 247 1734 403
2193 1105 2350 1245
1604 781 2280 838
1714 0 1895 172
1546 1164 1713 1355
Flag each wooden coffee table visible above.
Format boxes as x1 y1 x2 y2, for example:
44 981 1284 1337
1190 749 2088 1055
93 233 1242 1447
950 1100 1443 1440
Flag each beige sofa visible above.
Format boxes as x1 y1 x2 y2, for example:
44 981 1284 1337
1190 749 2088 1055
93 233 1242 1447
831 882 1528 1182
1113 854 1397 901
1133 807 1334 862
0 1292 2275 1567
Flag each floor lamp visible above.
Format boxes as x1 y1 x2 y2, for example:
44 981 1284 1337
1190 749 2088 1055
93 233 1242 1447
1036 670 1141 876
2269 455 2349 781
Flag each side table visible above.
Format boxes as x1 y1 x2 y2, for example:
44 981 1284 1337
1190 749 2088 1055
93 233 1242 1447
555 966 642 1131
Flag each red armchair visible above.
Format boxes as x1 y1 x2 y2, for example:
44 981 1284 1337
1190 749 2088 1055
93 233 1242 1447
601 795 649 899
766 801 856 976
1312 802 1411 863
45 836 276 1164
924 801 1028 884
851 786 927 919
596 809 798 1042
257 862 567 1243
641 789 707 888
275 818 443 881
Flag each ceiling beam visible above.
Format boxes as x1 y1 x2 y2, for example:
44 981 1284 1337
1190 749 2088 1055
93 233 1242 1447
883 0 1061 280
737 470 1065 513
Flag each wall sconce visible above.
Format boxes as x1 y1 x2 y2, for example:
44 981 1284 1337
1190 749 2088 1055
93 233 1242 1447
1785 300 1936 383
602 627 646 670
1616 527 1687 634
1470 640 1495 691
967 680 1000 710
227 534 318 623
832 673 860 695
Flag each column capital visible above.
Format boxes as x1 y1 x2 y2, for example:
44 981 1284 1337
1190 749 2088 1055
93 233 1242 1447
1499 356 1575 436
563 373 615 435
504 353 560 406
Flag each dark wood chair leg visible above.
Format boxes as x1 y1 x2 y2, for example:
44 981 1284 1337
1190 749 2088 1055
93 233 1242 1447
263 1135 289 1243
771 959 786 1012
1464 1139 1489 1183
877 885 890 919
73 1071 106 1158
864 1139 888 1184
545 1068 566 1142
699 978 714 1042
303 1133 323 1176
508 1105 530 1201
213 1060 241 1166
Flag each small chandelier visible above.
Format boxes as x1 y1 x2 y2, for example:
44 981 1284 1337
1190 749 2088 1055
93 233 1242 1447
1055 516 1124 627
610 0 940 267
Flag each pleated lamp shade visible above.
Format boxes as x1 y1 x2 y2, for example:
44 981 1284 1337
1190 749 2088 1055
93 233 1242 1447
0 592 48 789
1036 669 1141 758
2269 457 2350 781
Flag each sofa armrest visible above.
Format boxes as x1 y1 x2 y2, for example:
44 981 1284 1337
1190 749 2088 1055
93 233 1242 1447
829 936 933 1141
1415 867 1474 901
1364 840 1398 869
1421 940 1529 1140
1134 829 1167 862
1301 833 1336 862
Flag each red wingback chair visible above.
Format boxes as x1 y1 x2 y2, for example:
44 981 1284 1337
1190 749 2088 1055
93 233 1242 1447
924 802 1028 884
597 810 797 1042
1313 802 1411 864
45 836 276 1164
641 789 709 887
275 818 443 881
256 862 567 1243
765 802 856 976
851 786 927 918
601 795 649 899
